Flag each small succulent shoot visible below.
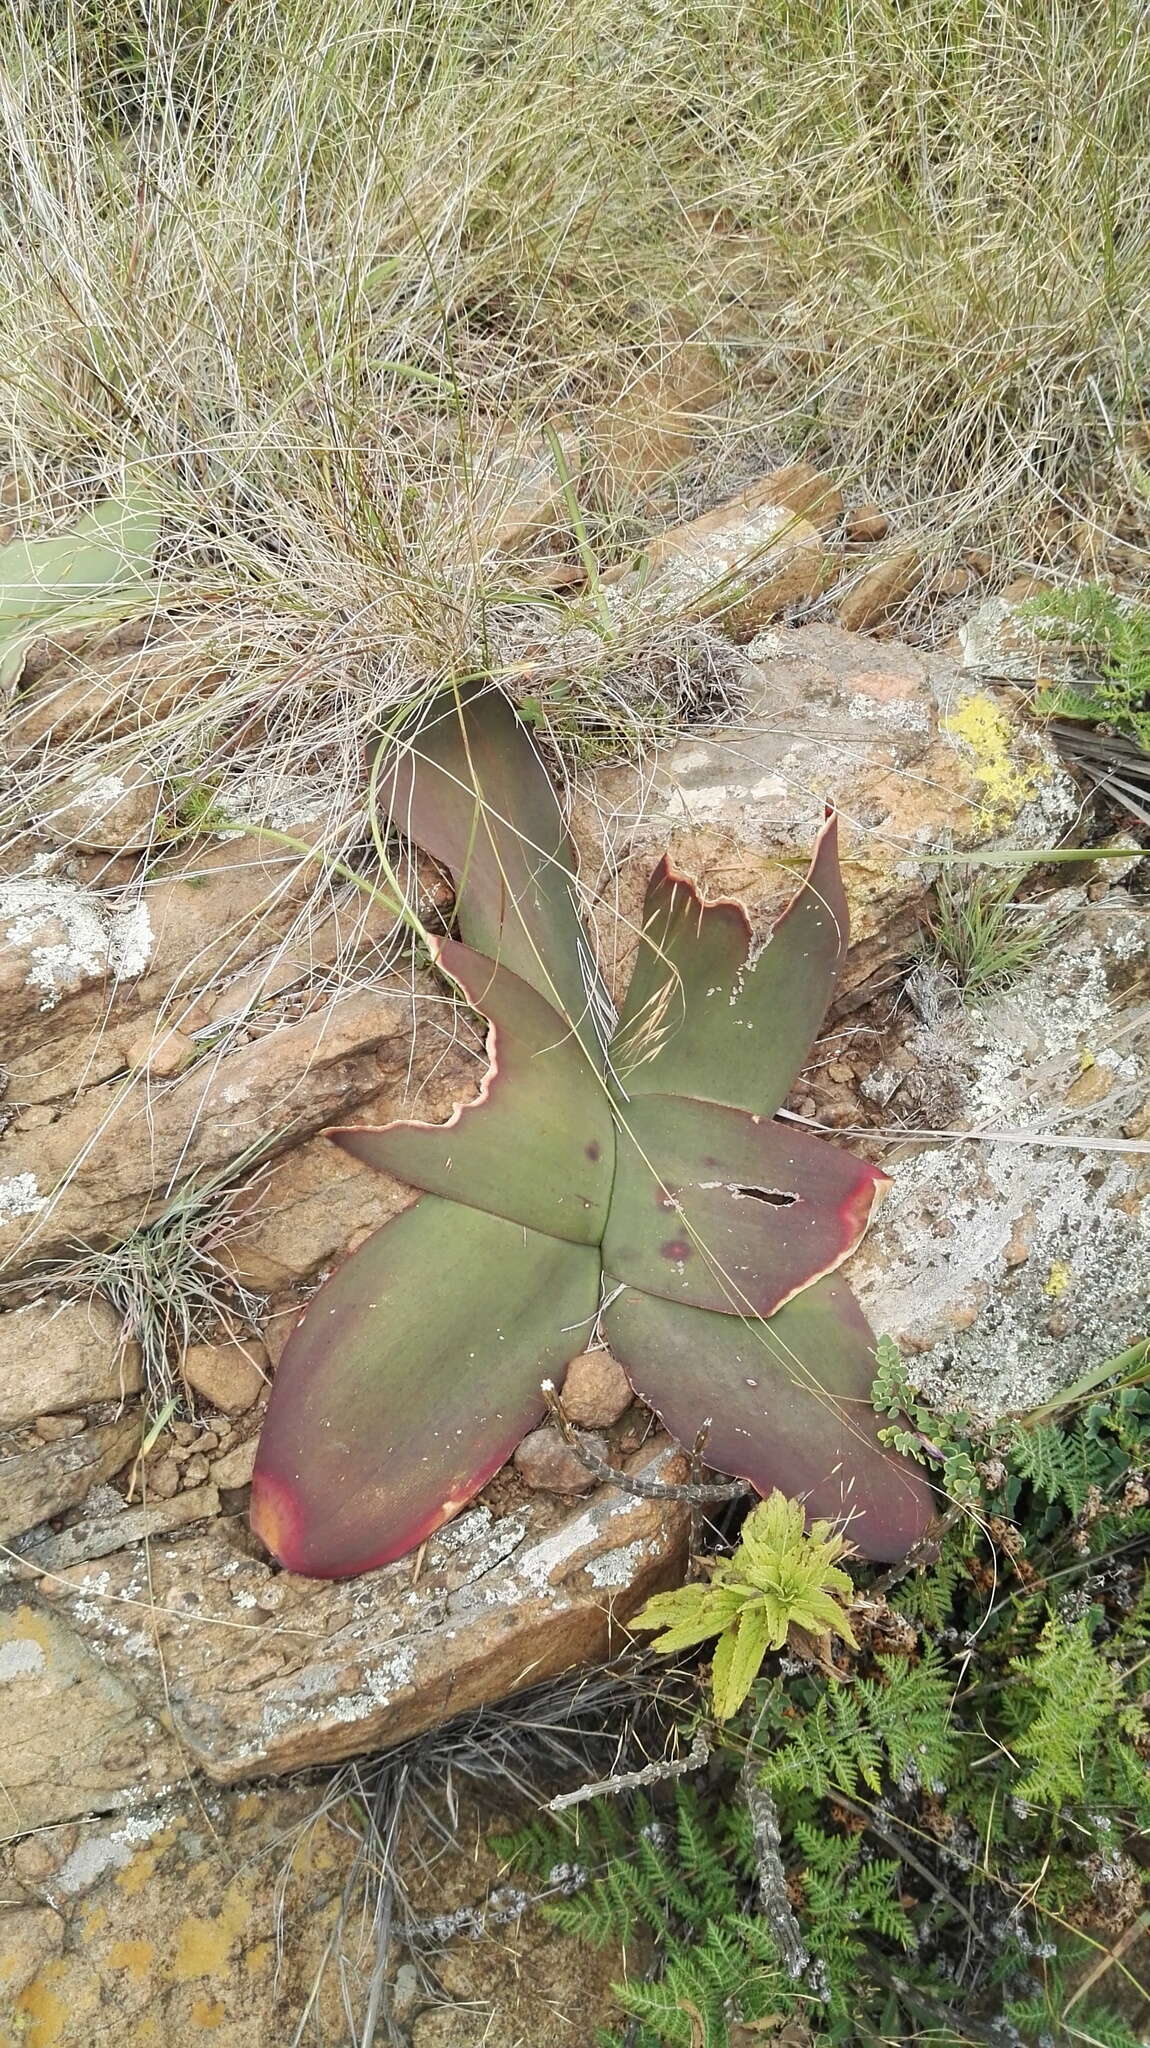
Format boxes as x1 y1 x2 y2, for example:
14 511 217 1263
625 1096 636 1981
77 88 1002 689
632 1491 859 1721
251 683 934 1578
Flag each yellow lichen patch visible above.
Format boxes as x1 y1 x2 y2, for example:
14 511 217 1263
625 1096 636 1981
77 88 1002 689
116 1832 175 1897
189 1996 227 2030
15 1964 69 2048
243 1940 274 1978
1044 1260 1072 1299
942 692 1039 828
108 1938 155 1985
172 1886 251 1983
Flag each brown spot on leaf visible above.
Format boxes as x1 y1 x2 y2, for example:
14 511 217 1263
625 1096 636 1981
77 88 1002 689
661 1238 693 1263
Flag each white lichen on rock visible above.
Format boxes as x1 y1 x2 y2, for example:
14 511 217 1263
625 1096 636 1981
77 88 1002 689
1 876 154 1008
858 900 1149 1415
0 1172 49 1227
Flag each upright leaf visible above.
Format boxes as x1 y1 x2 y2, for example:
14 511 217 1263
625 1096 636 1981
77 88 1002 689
610 811 848 1116
378 683 605 1047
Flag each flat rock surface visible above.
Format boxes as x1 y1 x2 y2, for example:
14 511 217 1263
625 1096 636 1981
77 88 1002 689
856 895 1150 1413
0 990 417 1273
25 1442 687 1798
0 1297 140 1428
0 1415 142 1545
580 623 1079 1005
0 1598 182 1837
0 1780 370 2048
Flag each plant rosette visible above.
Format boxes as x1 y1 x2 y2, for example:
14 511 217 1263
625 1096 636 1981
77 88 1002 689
251 685 933 1576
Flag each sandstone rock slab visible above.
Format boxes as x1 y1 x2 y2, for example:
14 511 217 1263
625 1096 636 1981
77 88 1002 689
607 482 828 638
37 1443 689 1782
0 1297 141 1428
835 545 923 630
0 1415 142 1545
0 1778 367 2047
0 1598 181 1836
0 989 414 1274
579 623 1079 1005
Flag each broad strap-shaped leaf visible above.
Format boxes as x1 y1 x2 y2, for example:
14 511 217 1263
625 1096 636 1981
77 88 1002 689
1 490 161 689
250 1196 600 1578
610 811 848 1116
603 1278 934 1562
602 1092 888 1316
330 940 613 1245
379 683 605 1047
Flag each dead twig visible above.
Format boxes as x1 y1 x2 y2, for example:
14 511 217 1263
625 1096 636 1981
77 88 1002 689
547 1730 711 1812
541 1381 754 1503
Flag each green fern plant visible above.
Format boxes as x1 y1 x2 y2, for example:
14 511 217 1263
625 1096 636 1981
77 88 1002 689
1005 1613 1147 1816
758 1645 957 1801
1023 582 1150 750
494 1349 1150 2047
499 1784 913 2048
633 1492 859 1719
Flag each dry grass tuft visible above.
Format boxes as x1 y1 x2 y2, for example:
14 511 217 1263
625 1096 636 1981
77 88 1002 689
1 0 1147 1195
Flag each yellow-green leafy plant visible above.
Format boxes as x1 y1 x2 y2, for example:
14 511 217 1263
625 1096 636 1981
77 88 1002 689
634 1492 858 1720
251 685 932 1577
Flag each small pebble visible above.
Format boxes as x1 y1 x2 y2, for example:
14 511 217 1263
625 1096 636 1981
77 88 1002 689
34 1413 86 1442
846 505 889 544
210 1436 259 1490
513 1426 604 1493
182 1337 268 1415
930 566 975 600
147 1455 181 1499
561 1350 633 1427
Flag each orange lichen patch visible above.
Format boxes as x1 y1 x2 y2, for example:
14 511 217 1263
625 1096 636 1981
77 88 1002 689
108 1938 156 1985
116 1832 175 1897
15 1964 69 2048
171 1887 251 1983
190 1997 227 2030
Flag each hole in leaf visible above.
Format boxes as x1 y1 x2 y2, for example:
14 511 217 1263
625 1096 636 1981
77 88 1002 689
734 1185 798 1208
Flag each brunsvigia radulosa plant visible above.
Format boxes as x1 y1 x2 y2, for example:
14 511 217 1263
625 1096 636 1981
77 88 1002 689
250 684 934 1576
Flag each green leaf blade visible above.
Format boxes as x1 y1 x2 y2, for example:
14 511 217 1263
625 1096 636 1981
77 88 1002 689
711 1604 777 1720
609 810 849 1116
251 1197 600 1577
631 1583 748 1653
602 1092 889 1315
331 940 613 1244
603 1278 935 1562
378 684 605 1049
